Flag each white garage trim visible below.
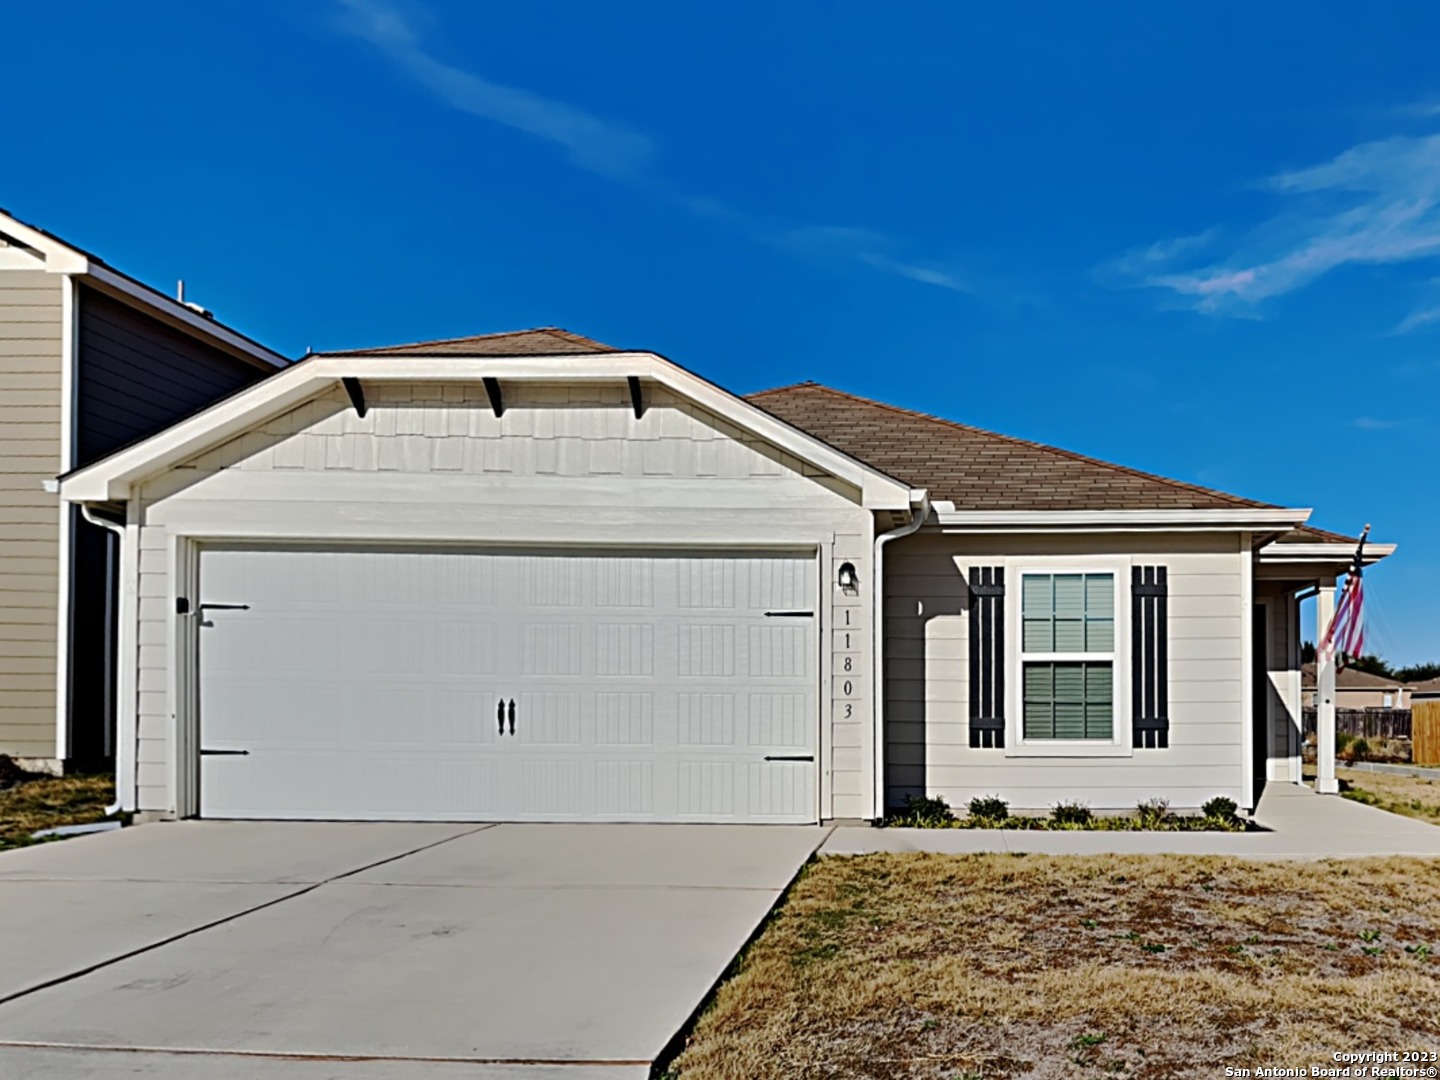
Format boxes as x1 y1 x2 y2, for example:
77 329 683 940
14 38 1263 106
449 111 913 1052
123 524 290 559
172 541 824 823
59 352 914 509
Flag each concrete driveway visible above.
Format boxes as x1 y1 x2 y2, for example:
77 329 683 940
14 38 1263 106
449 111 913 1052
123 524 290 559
0 822 826 1079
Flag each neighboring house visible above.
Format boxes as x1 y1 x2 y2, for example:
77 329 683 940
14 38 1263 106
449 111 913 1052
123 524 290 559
1412 678 1440 702
58 330 1392 822
0 211 286 772
1300 663 1410 710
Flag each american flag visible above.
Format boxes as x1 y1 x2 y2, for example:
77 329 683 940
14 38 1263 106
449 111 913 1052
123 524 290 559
1318 525 1369 669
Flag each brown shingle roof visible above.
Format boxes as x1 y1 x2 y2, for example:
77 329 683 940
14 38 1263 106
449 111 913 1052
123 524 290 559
1301 663 1406 691
317 327 616 357
746 382 1276 512
1275 524 1362 545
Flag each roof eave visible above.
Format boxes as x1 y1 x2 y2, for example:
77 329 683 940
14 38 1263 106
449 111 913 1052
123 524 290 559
0 211 288 371
1258 541 1397 565
931 506 1313 532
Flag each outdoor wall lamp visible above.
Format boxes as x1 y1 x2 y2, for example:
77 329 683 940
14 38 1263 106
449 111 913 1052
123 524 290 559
837 561 858 591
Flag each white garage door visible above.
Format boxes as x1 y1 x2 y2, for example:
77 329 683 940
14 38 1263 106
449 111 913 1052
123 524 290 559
197 547 818 823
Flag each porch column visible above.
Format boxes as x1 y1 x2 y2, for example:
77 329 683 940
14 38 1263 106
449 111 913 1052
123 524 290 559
1315 576 1338 794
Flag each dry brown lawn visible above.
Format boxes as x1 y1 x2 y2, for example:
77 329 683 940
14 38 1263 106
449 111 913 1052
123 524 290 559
1330 767 1440 826
0 772 114 851
668 854 1440 1079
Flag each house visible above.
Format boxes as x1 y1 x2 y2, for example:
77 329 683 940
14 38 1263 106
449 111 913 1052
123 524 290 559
56 330 1392 822
1412 678 1440 702
0 211 286 773
1300 663 1410 710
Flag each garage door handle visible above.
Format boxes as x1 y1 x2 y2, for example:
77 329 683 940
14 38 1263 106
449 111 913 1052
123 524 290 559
497 699 506 736
200 749 250 756
764 755 814 762
764 610 813 618
508 699 516 736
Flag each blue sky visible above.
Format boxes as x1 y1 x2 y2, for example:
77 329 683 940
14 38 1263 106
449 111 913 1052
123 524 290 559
4 2 1438 663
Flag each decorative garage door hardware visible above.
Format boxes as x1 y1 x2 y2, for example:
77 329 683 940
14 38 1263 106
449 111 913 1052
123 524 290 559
764 610 814 617
497 699 516 736
199 749 249 756
764 755 815 762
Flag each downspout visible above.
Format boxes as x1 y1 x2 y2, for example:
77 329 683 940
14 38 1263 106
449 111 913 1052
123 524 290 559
871 489 930 822
79 503 128 819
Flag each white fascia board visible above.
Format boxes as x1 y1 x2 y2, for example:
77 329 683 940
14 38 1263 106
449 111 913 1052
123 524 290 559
0 212 287 370
933 507 1313 532
84 265 288 370
1258 542 1396 564
60 352 915 508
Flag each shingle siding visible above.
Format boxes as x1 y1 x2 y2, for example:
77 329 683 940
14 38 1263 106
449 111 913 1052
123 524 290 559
0 269 63 761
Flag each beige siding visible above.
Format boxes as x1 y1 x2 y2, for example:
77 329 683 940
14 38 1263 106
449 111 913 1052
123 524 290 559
885 531 1247 810
131 383 872 817
0 269 61 760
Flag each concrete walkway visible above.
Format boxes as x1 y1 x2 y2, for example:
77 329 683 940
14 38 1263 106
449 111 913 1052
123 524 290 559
0 822 826 1079
820 782 1440 858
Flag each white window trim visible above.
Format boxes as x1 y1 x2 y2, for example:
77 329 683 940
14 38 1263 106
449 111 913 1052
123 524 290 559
1006 558 1133 758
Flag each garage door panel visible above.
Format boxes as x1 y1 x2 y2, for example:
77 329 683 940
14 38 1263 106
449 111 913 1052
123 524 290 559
198 548 816 823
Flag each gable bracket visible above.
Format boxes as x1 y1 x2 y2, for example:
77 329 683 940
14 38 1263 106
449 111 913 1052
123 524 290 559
628 375 645 420
340 377 367 418
483 377 505 418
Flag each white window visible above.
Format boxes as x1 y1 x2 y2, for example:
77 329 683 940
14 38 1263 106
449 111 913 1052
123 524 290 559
1020 572 1116 741
1383 692 1394 708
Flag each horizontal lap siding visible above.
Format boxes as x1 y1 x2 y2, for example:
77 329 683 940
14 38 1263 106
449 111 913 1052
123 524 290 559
0 270 61 759
885 531 1245 810
134 384 870 816
75 288 267 466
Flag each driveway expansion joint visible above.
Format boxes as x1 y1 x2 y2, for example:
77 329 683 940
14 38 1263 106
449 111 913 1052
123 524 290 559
0 823 497 1009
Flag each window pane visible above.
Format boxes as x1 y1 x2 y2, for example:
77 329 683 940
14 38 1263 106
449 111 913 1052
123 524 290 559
1053 701 1086 739
1086 664 1113 703
1084 574 1114 617
1022 661 1113 741
1024 663 1054 702
1053 575 1085 617
1022 575 1052 617
1085 617 1114 652
1085 702 1114 740
1023 701 1054 740
1023 617 1053 652
1054 618 1086 651
1053 663 1086 700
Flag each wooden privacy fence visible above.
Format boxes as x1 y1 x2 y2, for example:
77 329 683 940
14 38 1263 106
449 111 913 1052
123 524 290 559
1301 708 1412 741
1416 701 1440 766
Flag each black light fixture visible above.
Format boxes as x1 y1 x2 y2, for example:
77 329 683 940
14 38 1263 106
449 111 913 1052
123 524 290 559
837 561 858 591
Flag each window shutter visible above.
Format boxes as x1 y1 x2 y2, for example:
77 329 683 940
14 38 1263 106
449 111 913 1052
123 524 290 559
968 566 1005 748
1131 566 1169 748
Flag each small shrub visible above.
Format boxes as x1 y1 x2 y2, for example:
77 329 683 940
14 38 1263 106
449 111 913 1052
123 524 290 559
1348 738 1371 762
1335 732 1355 755
1051 801 1092 827
967 794 1010 821
1202 796 1239 821
894 793 955 827
1135 797 1170 828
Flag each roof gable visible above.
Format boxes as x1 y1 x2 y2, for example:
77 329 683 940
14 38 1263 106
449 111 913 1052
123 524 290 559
746 382 1274 512
318 328 615 357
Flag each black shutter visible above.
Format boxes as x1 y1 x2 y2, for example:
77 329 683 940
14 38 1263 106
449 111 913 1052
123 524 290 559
968 566 1005 749
1132 566 1169 749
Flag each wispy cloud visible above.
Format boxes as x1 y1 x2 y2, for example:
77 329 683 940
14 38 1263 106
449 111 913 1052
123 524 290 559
333 0 966 294
1350 416 1408 431
1114 131 1440 316
1392 303 1440 334
336 0 652 177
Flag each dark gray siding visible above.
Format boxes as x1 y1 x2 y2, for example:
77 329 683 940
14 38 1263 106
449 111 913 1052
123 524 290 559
70 286 275 763
76 287 269 467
